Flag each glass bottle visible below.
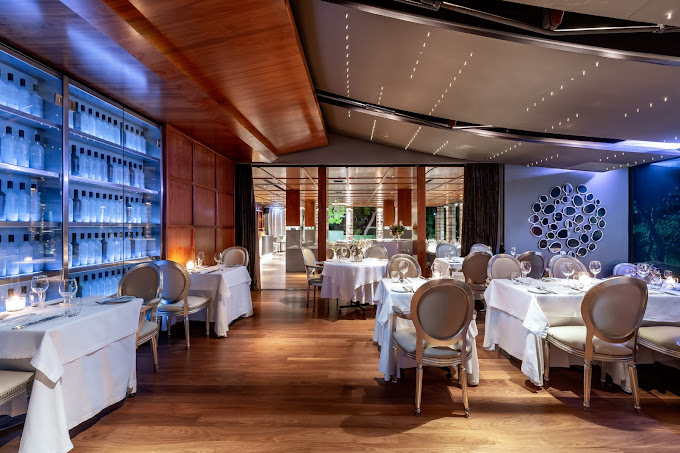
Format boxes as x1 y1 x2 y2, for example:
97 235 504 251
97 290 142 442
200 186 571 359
88 192 96 223
79 148 88 178
95 193 104 222
0 70 5 106
137 163 145 188
18 78 31 113
80 190 89 222
100 153 106 182
128 161 135 187
29 84 43 118
93 233 103 264
29 134 44 170
5 73 18 109
113 232 122 261
73 190 81 222
123 160 130 185
81 275 91 298
5 180 17 221
107 117 114 142
77 104 86 130
93 152 100 180
0 179 5 221
139 131 146 153
32 233 44 272
93 111 101 138
123 231 131 259
86 150 94 179
113 119 120 144
19 234 33 274
1 126 17 165
17 182 30 222
0 236 6 277
6 234 19 275
80 233 90 265
106 155 113 182
101 232 109 263
71 233 80 267
29 183 40 222
16 130 29 167
86 108 94 135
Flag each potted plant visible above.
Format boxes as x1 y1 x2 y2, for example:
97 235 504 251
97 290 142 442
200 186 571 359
389 221 405 239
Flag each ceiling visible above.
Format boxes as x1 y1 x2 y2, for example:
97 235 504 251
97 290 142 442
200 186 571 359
253 166 464 207
0 0 327 161
291 0 680 171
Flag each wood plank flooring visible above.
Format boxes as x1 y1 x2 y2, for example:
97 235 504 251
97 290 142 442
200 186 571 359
3 290 680 452
260 252 308 290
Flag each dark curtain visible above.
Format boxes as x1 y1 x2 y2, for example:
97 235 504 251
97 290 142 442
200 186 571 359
235 164 261 290
462 163 503 255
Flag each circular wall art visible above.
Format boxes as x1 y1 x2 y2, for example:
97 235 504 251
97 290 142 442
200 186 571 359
528 183 607 256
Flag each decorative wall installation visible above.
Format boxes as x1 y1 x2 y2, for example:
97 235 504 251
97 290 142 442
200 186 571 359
528 183 606 257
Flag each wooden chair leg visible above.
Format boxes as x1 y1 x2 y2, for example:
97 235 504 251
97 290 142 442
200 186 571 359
628 362 641 413
205 307 210 337
461 363 470 418
313 286 317 309
184 316 190 349
583 360 592 410
167 315 172 337
543 339 550 384
414 364 423 416
600 362 607 384
151 336 159 372
306 284 310 308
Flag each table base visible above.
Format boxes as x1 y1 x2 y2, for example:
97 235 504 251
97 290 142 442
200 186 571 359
337 300 369 313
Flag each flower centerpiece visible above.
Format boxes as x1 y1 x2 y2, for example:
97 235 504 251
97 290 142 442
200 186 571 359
349 239 365 262
389 221 405 239
330 242 339 260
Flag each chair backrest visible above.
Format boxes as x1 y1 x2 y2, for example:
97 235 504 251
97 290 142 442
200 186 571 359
613 262 636 276
581 277 648 360
517 251 546 279
365 245 387 259
436 242 459 258
470 243 492 255
548 255 587 278
221 246 249 267
326 247 334 259
487 254 521 280
301 247 320 281
118 262 163 303
410 279 474 361
154 260 191 304
387 253 421 278
462 251 491 284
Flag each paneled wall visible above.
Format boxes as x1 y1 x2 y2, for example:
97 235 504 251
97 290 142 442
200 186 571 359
164 126 235 264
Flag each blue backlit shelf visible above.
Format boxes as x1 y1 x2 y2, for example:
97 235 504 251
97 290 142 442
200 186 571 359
68 128 160 163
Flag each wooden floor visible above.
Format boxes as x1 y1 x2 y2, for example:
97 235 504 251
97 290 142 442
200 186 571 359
260 252 308 290
3 290 680 452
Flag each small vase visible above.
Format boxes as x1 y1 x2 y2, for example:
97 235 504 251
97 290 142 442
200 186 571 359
354 253 363 262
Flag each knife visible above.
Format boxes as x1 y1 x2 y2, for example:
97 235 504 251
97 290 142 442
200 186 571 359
12 314 66 330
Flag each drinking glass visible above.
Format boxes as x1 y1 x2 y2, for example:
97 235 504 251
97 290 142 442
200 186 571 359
31 275 49 309
510 247 516 257
59 279 79 317
637 262 651 280
197 252 205 268
650 273 663 291
520 261 531 282
562 262 575 287
511 271 520 284
214 253 222 266
589 261 602 280
391 271 400 283
664 270 673 279
399 261 409 282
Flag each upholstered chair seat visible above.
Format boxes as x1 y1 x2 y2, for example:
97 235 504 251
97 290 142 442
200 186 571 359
638 326 680 356
159 295 210 312
0 371 34 406
547 326 634 357
393 327 471 359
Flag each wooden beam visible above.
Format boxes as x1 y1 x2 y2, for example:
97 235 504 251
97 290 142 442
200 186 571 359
416 167 427 274
318 167 327 261
397 189 412 226
304 199 315 227
383 200 395 226
286 189 300 226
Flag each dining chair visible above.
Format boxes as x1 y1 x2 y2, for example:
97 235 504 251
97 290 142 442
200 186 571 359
548 255 587 278
436 242 459 258
392 279 474 417
365 244 388 259
221 246 249 267
518 251 546 279
637 326 680 360
543 277 648 411
302 247 324 309
0 370 34 407
487 254 521 280
613 262 636 276
470 243 492 255
155 260 210 349
387 253 421 278
462 251 492 303
118 262 163 371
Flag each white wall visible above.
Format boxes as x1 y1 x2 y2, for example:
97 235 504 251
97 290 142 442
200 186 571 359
504 165 628 276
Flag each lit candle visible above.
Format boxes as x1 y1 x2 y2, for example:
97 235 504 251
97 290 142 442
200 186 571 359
666 277 677 289
186 260 195 271
578 272 591 288
5 295 26 312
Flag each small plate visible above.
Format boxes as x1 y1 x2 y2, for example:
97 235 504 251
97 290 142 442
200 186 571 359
528 288 551 295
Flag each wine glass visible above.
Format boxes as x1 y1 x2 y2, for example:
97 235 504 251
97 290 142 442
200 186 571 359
664 270 673 279
59 278 79 317
511 271 520 284
197 252 205 268
510 247 517 257
562 262 575 287
31 275 49 308
637 262 651 280
399 260 409 282
589 260 602 280
520 261 531 282
391 271 400 283
214 252 222 266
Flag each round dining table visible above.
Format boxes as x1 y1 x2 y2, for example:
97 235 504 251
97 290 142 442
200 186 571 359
320 258 388 304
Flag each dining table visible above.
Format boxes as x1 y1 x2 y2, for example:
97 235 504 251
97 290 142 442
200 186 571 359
184 264 253 337
433 256 465 277
320 258 388 304
483 277 680 392
373 277 480 385
0 295 143 453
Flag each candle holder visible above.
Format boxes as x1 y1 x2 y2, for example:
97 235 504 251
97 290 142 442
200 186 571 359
186 260 195 271
5 295 26 312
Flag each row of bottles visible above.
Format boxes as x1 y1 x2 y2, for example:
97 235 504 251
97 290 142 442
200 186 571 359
0 70 43 117
69 230 153 266
76 269 122 298
0 179 42 222
1 128 46 170
70 102 146 153
0 233 58 276
70 191 149 224
70 145 145 187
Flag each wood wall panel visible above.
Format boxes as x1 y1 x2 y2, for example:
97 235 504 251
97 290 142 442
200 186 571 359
384 200 395 226
164 126 236 264
416 167 427 274
286 189 300 226
194 143 217 189
304 199 315 227
397 189 412 226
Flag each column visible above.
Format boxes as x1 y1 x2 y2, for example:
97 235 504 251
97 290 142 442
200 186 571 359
318 167 327 260
345 207 354 241
376 207 384 239
416 167 426 273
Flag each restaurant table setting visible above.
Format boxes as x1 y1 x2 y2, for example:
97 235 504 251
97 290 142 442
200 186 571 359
184 264 254 337
373 276 480 385
483 276 680 391
0 294 143 453
433 256 464 277
320 257 388 304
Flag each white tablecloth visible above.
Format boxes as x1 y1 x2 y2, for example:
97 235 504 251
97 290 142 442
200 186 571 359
320 258 387 303
188 265 253 337
0 295 142 453
483 278 680 391
433 257 464 276
373 278 480 385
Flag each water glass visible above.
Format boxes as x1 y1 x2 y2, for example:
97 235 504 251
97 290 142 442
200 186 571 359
197 252 205 268
637 262 651 280
391 271 400 283
562 262 575 287
59 278 79 317
589 260 602 279
664 270 673 280
31 275 49 309
399 261 409 282
511 271 520 283
520 261 531 282
214 253 222 266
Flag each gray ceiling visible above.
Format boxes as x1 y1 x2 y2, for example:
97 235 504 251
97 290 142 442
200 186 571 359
292 0 680 171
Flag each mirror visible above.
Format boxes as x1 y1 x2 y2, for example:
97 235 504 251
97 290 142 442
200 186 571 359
547 232 556 240
541 217 550 226
595 198 601 205
563 183 574 194
530 225 543 237
597 207 606 217
538 194 549 203
588 242 597 251
529 214 540 223
592 230 603 242
572 195 584 207
557 229 569 239
562 206 576 216
580 233 590 243
598 219 606 228
550 186 562 198
574 226 581 232
567 238 580 248
584 193 595 202
554 199 561 206
577 247 587 257
577 184 588 194
574 214 584 224
568 251 577 257
538 239 548 249
583 203 596 214
564 220 574 228
589 216 598 224
583 224 592 231
543 204 556 215
561 196 569 204
549 242 562 254
549 223 559 231
532 202 542 213
553 212 563 222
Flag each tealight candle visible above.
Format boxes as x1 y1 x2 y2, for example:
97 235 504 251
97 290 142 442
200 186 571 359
667 277 677 289
186 260 195 271
578 272 591 288
6 295 26 312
